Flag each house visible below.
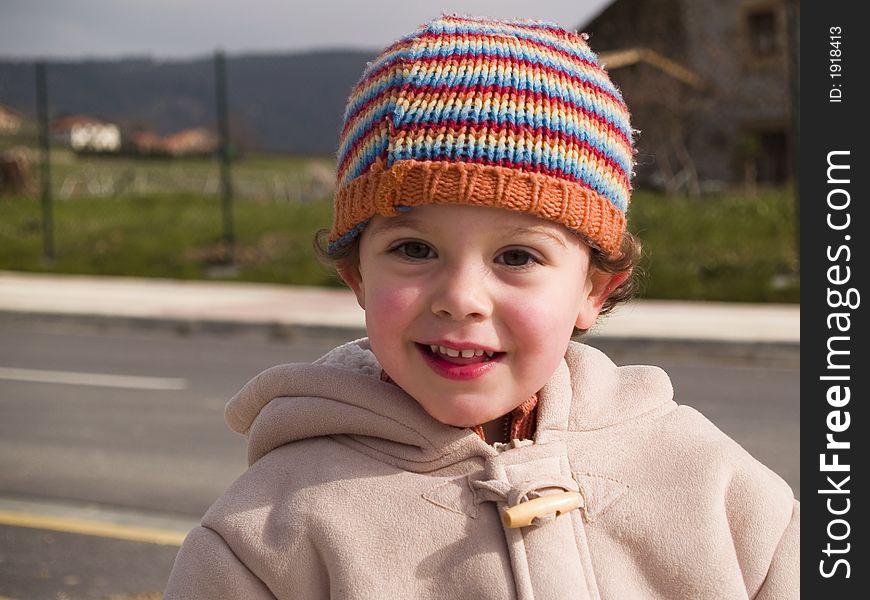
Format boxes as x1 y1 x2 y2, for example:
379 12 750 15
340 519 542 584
50 115 122 153
582 0 798 190
0 103 25 135
162 127 218 157
128 130 167 156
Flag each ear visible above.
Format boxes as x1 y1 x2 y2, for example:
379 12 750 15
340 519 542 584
574 269 631 330
337 263 366 310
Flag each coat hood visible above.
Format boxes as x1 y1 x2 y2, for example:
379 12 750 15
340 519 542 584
225 338 675 468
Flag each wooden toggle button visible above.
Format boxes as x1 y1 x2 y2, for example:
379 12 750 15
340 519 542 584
501 491 582 528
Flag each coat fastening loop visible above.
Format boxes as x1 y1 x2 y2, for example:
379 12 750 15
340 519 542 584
502 492 583 528
472 474 583 528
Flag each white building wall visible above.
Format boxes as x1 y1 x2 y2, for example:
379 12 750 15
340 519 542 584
70 123 121 152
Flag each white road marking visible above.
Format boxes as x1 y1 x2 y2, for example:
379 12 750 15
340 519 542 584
0 367 187 390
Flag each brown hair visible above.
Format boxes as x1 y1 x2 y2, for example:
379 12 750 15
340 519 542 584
313 227 643 338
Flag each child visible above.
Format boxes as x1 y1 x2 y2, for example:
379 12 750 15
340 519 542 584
165 15 798 599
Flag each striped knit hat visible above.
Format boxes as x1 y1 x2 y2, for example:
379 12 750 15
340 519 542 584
329 14 634 257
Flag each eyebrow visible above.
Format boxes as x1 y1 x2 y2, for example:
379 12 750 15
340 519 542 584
368 214 567 248
366 215 429 236
501 226 568 248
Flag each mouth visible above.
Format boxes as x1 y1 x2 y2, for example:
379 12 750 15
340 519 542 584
415 342 504 380
416 342 505 365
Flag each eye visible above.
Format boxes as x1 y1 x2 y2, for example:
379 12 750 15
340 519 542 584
497 248 539 267
393 241 434 260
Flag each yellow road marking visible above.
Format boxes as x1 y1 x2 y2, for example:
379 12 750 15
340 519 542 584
0 509 187 546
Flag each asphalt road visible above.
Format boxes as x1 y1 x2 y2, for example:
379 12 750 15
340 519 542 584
0 321 799 599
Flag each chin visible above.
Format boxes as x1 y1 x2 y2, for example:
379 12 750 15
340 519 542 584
427 401 501 429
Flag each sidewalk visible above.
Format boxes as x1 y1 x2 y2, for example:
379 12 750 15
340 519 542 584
0 270 799 358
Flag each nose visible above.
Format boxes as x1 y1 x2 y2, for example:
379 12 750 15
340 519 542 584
429 259 493 321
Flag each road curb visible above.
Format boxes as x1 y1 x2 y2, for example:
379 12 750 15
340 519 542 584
586 336 799 367
1 310 799 366
0 309 366 340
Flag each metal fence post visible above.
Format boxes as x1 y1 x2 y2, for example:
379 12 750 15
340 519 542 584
786 0 800 266
214 49 235 265
35 60 54 261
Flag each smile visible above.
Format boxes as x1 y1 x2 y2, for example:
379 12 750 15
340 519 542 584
427 345 496 359
415 343 504 380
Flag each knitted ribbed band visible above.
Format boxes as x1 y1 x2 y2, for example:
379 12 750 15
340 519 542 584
330 14 634 257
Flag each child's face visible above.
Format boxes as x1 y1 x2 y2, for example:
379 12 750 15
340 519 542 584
340 204 621 428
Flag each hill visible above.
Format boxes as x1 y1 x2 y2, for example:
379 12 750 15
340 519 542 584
0 50 375 155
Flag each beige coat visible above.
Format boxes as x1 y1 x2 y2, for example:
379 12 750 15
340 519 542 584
164 339 799 599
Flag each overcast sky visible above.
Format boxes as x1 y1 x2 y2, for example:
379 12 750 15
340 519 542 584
1 0 612 60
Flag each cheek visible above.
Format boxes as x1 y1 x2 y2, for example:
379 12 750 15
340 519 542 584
363 281 423 334
498 298 575 394
363 281 426 376
506 304 574 355
500 295 577 349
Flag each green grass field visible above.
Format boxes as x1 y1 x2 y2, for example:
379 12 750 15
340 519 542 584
0 193 342 287
630 189 799 302
0 153 799 302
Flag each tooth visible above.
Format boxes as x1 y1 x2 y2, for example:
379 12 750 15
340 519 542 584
474 349 483 357
430 345 438 354
461 349 475 358
485 350 494 358
442 346 460 357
